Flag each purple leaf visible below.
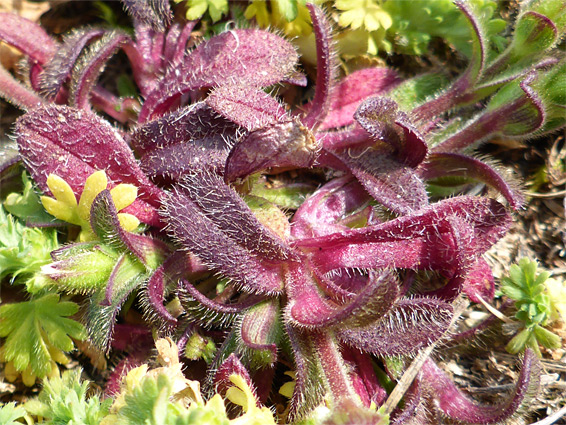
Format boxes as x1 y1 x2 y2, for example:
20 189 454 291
299 196 511 273
69 31 131 109
317 126 374 151
318 68 401 131
225 119 320 183
139 29 300 122
421 349 540 424
178 171 295 261
301 4 336 130
0 65 44 110
0 12 56 64
131 102 236 156
341 347 387 408
15 105 163 225
354 97 428 168
286 268 399 329
292 176 371 239
120 0 172 32
206 84 287 131
161 186 286 295
337 298 453 356
39 28 106 100
133 104 238 183
178 279 264 327
419 152 525 210
330 148 428 215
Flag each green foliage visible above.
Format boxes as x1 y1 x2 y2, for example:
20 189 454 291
0 205 58 293
383 0 506 57
501 258 562 356
178 0 229 23
24 369 111 424
0 293 86 380
4 172 58 224
0 402 27 425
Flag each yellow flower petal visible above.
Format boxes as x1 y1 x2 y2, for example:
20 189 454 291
78 170 108 221
110 184 138 211
117 213 140 232
41 196 80 224
46 174 77 207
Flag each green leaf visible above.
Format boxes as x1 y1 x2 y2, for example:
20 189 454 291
506 328 531 354
0 205 59 293
24 369 111 424
4 172 58 224
0 403 27 425
533 325 561 350
185 0 228 23
276 0 299 22
0 293 86 378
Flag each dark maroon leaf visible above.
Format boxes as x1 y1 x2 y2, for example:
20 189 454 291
161 187 285 295
225 119 320 183
139 29 299 121
178 171 295 261
15 105 163 224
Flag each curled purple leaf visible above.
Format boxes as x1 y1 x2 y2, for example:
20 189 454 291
286 268 399 329
354 97 428 167
69 31 131 109
301 4 336 130
39 27 106 100
421 349 540 424
292 176 371 239
419 152 525 210
0 65 44 110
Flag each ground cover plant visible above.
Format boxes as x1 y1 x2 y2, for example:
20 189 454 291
0 0 565 424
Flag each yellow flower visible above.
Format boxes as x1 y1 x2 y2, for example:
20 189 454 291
336 0 392 32
227 373 277 425
546 277 566 324
41 170 139 242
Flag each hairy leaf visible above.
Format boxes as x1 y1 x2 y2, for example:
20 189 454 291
0 12 56 64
